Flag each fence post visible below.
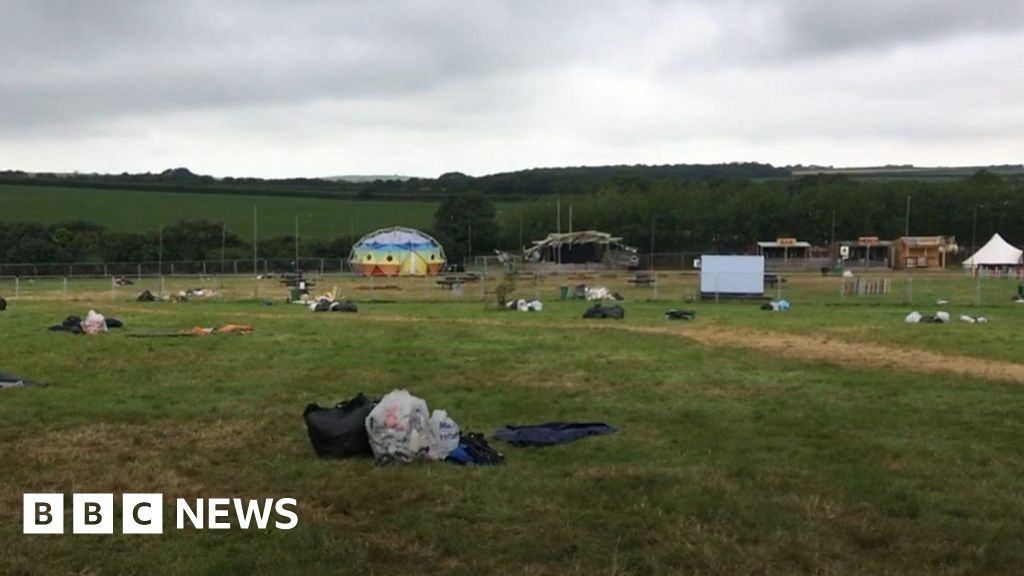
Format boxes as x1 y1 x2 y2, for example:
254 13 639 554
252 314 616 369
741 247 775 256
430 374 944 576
138 263 142 280
15 277 19 297
63 276 68 298
203 261 207 276
171 263 175 276
111 276 116 301
103 264 108 277
160 276 165 298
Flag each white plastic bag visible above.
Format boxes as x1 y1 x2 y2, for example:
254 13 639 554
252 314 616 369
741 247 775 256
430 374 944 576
364 389 436 464
905 311 922 323
935 311 950 323
82 310 107 335
429 409 461 459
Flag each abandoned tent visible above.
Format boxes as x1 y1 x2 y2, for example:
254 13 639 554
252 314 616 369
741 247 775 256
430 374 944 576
523 230 639 270
348 227 447 277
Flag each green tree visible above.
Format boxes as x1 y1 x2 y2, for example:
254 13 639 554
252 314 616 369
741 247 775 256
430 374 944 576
433 192 500 265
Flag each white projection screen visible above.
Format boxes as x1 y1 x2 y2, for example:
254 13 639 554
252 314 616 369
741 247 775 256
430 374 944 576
700 255 765 297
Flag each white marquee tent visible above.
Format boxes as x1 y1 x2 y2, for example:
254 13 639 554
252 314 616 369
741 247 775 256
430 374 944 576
962 233 1023 269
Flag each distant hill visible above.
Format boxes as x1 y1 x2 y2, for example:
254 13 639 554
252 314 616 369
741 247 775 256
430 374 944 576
321 174 415 183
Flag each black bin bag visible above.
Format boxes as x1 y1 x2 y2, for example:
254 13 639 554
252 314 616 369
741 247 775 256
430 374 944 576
303 393 376 458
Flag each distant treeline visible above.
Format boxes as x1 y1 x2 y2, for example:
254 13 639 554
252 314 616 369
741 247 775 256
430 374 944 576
0 162 788 201
0 220 353 264
2 169 1023 265
502 170 1024 256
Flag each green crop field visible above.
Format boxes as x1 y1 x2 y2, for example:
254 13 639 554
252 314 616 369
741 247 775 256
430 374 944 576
3 273 1024 574
0 184 439 239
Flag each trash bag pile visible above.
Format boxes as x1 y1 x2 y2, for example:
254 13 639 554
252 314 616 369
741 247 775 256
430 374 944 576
664 309 696 320
506 299 543 312
0 296 7 311
309 296 358 313
49 310 124 334
572 285 624 301
582 304 625 319
906 310 988 324
304 389 503 466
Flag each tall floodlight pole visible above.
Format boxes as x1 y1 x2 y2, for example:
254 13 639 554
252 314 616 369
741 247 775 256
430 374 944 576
253 205 258 275
518 212 523 252
158 225 163 275
650 214 655 271
905 195 911 237
221 221 226 272
830 210 837 264
467 219 473 269
294 215 299 276
556 196 562 265
971 204 979 257
569 205 573 234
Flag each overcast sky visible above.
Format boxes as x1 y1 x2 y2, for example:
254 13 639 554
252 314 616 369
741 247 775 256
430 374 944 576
1 0 1022 178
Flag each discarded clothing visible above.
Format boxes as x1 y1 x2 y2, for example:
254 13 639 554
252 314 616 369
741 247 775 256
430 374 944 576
494 422 617 447
49 311 123 334
189 324 252 336
304 394 376 458
0 371 46 390
665 309 696 320
446 432 505 465
761 300 790 312
582 304 625 319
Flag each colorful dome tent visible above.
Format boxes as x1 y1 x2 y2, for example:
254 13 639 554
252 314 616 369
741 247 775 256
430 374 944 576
348 227 446 276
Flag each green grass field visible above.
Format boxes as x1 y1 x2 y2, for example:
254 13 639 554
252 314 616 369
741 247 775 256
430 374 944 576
0 184 438 239
2 274 1024 574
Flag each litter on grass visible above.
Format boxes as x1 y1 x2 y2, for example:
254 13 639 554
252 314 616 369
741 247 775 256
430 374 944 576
905 311 961 324
304 389 502 466
49 310 124 334
760 299 790 311
665 309 696 320
582 304 625 319
506 299 543 312
0 371 47 390
493 422 617 447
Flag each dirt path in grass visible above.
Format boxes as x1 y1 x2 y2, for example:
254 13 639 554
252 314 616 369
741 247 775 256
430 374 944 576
360 314 1024 385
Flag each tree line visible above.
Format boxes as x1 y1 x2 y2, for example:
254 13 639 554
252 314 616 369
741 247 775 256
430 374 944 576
1 170 1022 265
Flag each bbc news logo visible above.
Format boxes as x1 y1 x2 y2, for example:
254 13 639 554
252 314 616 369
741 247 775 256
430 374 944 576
23 494 298 534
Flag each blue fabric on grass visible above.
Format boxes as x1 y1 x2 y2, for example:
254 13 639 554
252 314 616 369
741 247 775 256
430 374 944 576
493 422 617 447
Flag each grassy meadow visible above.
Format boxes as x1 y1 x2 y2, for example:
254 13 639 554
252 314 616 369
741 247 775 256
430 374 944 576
2 272 1024 574
0 184 438 239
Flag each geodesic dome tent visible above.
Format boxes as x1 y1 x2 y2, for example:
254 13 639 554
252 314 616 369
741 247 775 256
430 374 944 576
348 227 446 276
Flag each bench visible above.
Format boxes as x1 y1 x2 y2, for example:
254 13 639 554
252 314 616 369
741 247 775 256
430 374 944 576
436 276 463 290
627 273 656 287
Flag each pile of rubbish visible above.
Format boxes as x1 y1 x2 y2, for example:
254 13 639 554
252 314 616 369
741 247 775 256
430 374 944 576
137 290 160 302
304 389 618 466
582 304 625 319
665 309 696 320
0 371 46 390
176 288 219 301
572 285 624 301
305 389 502 466
309 296 358 313
114 276 134 287
506 299 543 312
905 311 988 324
49 310 124 334
760 299 791 311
